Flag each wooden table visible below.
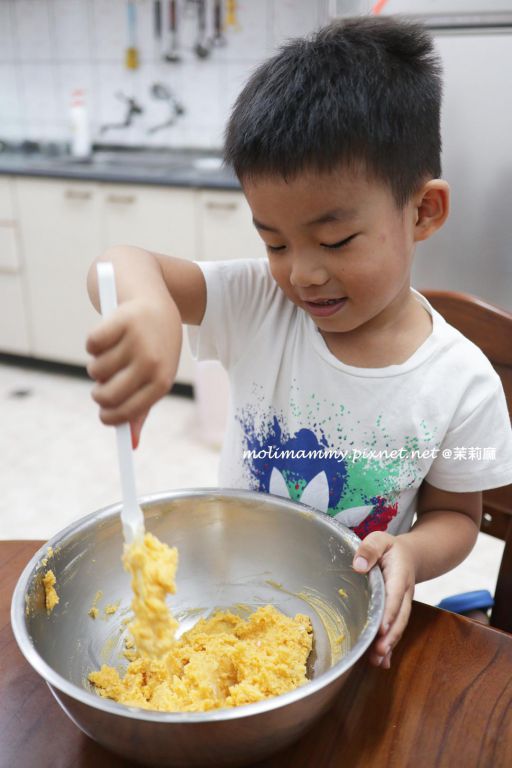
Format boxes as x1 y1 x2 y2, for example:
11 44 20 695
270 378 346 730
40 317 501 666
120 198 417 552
2 540 512 768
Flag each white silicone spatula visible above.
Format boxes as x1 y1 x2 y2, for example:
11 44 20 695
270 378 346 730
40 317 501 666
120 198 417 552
97 262 145 544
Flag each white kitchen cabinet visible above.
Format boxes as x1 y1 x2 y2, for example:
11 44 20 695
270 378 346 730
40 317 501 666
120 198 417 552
0 177 21 272
9 177 264 386
197 190 265 262
0 177 31 354
101 183 198 383
101 184 198 261
15 178 103 366
193 189 264 444
13 178 199 382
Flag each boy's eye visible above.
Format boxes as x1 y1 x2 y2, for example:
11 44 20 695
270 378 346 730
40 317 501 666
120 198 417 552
321 234 358 250
265 233 358 253
266 244 286 252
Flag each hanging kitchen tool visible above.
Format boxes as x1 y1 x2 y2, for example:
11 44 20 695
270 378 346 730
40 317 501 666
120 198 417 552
165 0 181 63
212 0 226 47
124 1 139 70
225 0 239 31
153 0 162 54
194 0 210 59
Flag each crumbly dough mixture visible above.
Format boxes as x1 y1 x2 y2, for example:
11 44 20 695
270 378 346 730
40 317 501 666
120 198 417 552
41 547 54 567
88 532 313 712
88 590 103 620
42 570 59 614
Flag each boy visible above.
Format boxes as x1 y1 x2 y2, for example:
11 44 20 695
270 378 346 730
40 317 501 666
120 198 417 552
86 17 512 669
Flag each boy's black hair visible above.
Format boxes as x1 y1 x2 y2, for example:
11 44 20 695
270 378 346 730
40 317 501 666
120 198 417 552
224 16 442 207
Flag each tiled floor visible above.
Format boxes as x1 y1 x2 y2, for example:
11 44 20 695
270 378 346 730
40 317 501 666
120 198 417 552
2 362 504 608
1 361 220 539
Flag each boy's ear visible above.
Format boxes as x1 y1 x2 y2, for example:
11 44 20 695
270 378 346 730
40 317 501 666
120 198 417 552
413 179 450 242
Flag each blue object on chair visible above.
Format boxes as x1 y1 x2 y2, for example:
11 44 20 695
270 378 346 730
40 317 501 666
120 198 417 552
437 589 494 614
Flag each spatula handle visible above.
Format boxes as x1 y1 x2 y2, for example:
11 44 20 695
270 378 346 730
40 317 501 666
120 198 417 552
97 261 118 318
96 262 144 543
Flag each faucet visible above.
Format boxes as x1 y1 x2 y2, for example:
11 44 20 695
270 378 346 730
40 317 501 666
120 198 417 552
100 92 144 134
147 82 185 134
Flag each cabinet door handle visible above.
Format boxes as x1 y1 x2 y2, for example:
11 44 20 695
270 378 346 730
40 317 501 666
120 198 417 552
65 189 92 200
107 194 136 204
205 201 238 211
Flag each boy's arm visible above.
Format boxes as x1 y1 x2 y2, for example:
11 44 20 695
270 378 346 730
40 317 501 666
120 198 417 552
86 245 206 324
86 245 206 438
402 483 482 581
352 481 482 669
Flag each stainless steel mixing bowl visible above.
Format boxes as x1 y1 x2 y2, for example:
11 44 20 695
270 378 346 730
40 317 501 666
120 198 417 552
11 488 384 767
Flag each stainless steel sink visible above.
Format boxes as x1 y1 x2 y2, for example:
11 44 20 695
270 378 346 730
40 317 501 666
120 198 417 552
65 150 225 173
0 144 229 179
91 149 193 169
47 150 184 170
192 156 224 172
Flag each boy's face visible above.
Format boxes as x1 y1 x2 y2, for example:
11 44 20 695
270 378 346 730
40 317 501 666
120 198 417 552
243 167 425 337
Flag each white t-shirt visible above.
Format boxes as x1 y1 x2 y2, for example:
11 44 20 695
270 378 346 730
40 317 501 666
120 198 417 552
188 258 512 538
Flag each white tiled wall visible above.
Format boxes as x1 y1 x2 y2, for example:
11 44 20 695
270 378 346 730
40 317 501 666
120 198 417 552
0 0 334 149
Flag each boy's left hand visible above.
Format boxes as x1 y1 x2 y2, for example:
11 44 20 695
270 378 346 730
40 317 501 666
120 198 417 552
352 532 416 669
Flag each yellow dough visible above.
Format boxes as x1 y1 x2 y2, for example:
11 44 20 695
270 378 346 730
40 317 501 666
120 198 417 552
89 532 313 712
42 570 59 614
122 531 179 659
88 590 103 620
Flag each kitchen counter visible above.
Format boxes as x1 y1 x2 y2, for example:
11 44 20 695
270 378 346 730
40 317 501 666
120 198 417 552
0 146 240 190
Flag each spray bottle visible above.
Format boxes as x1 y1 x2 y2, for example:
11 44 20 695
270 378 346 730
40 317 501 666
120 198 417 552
69 89 92 160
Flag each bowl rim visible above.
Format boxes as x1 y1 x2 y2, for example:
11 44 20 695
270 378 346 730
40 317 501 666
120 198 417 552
11 487 385 723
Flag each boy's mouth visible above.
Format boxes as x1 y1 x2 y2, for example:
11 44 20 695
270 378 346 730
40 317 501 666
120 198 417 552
303 297 347 317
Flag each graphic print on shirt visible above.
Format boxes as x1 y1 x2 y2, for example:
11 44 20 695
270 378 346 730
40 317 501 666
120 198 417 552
237 386 439 539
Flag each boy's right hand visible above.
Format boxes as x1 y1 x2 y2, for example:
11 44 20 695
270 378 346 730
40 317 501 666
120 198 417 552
86 295 182 446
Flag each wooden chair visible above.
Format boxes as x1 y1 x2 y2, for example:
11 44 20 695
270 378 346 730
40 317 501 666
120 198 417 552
421 289 512 633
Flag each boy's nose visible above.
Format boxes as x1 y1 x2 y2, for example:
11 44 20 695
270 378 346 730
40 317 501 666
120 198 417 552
289 258 329 288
